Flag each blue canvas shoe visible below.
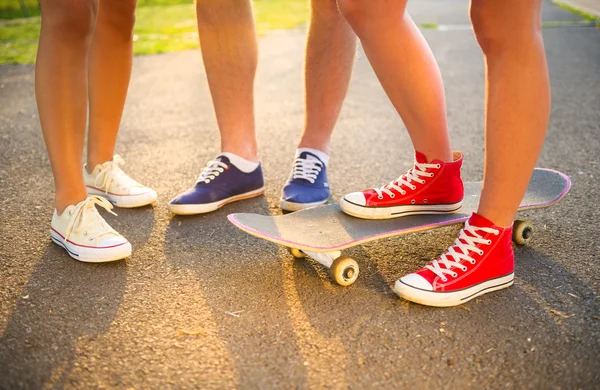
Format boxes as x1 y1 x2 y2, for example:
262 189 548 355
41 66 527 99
280 151 330 212
169 155 265 215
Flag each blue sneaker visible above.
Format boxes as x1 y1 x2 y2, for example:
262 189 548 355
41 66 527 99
280 151 330 211
169 155 265 215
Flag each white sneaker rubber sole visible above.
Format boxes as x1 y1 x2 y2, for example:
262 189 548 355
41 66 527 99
393 273 514 307
87 186 157 208
50 228 132 263
340 197 462 220
279 198 327 212
168 187 265 216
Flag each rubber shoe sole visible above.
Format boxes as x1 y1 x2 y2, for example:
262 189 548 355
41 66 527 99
279 198 328 212
168 187 265 216
50 228 131 263
87 186 157 208
393 273 514 307
340 197 462 220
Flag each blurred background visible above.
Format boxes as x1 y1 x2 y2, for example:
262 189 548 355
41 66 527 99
0 0 309 65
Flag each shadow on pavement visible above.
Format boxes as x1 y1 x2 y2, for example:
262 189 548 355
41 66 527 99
0 206 155 389
164 195 312 386
289 232 600 388
0 246 127 388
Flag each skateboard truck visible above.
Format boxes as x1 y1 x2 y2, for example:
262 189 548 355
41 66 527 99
288 248 359 286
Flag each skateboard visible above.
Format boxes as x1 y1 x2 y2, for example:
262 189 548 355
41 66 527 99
228 168 571 286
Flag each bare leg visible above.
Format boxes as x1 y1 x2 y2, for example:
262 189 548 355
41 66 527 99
298 0 357 155
86 0 137 170
337 0 452 162
472 0 550 227
196 0 258 162
36 0 98 214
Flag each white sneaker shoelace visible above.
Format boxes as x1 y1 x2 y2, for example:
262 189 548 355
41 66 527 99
94 154 144 194
197 160 228 184
426 220 500 282
64 196 119 245
374 161 440 199
292 155 323 184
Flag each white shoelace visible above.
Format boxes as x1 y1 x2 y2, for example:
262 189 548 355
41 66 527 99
292 155 323 184
426 220 500 282
94 154 143 193
65 196 118 245
197 160 228 184
374 161 440 199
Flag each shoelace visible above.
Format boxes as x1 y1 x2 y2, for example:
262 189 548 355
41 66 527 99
426 220 500 282
292 155 323 184
94 154 143 193
65 196 118 245
374 161 440 199
197 160 228 184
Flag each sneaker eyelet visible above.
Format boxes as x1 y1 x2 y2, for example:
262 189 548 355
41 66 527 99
452 272 458 278
429 173 435 177
378 195 383 200
461 266 467 271
423 199 428 203
83 231 88 236
411 186 417 190
411 199 416 204
442 278 448 282
436 164 441 168
478 250 484 255
487 239 492 245
401 191 406 195
390 194 395 198
470 260 476 264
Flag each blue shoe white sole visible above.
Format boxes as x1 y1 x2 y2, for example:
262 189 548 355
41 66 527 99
168 187 265 215
279 198 328 212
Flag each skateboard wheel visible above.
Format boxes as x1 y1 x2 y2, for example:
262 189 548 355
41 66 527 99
329 256 359 286
513 220 534 246
288 247 306 259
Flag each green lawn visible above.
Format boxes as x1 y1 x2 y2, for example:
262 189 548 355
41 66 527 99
0 0 308 64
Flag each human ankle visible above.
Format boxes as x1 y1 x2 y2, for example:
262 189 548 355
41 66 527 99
473 210 513 229
418 149 453 163
55 193 87 215
297 138 331 156
86 153 113 173
296 147 330 166
220 145 258 163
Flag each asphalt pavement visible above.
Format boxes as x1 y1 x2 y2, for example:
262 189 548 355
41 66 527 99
1 1 599 388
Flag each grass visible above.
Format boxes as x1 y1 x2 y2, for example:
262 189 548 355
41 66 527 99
0 0 308 64
0 0 194 19
418 22 438 29
552 0 600 21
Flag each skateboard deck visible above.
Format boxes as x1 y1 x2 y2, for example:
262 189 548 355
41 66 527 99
229 168 570 252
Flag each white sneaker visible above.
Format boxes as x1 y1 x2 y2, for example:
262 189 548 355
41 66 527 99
84 154 157 208
50 196 132 263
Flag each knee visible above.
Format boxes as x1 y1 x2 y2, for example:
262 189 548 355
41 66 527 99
98 0 137 42
470 1 541 55
337 0 408 37
337 0 371 33
41 0 98 42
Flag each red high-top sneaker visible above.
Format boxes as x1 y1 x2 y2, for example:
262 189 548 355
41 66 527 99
394 213 515 307
340 151 464 220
